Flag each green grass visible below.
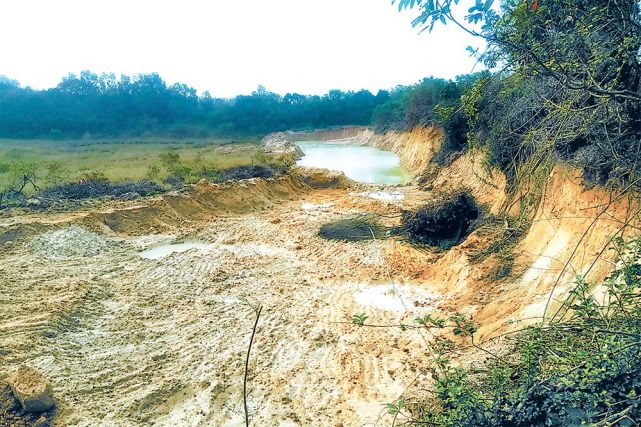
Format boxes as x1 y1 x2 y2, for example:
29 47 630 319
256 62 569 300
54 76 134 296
0 137 263 191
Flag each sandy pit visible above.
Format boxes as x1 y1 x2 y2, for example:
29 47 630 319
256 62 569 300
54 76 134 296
0 179 449 426
1 155 635 426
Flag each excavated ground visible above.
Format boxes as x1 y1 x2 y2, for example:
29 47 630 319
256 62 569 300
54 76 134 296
1 148 638 426
0 178 455 426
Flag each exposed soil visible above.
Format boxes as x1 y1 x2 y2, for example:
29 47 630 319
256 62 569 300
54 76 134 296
0 175 447 426
1 136 638 425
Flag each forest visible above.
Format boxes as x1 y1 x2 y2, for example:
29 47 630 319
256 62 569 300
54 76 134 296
0 73 389 138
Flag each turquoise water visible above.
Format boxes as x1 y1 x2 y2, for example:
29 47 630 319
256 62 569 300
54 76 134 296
295 141 410 185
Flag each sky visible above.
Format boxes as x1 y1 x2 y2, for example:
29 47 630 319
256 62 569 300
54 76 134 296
0 0 482 98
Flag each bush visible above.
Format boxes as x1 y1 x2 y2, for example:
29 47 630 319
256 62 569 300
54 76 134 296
39 180 163 201
83 170 108 182
159 151 180 167
0 161 40 208
433 108 469 166
402 191 481 248
222 165 275 181
146 163 161 181
406 237 641 426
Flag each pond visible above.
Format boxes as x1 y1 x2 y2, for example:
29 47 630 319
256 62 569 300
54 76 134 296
138 242 212 260
295 141 410 185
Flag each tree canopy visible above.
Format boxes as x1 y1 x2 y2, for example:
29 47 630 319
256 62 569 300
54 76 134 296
396 0 641 185
0 72 388 139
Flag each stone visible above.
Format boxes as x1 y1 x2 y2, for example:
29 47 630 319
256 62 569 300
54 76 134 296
262 132 304 160
33 416 50 427
7 366 55 413
296 167 353 189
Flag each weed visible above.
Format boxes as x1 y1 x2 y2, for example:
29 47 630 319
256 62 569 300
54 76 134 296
406 237 641 426
351 313 369 326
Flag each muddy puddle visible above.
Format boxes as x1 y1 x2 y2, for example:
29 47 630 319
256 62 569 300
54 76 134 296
353 284 437 313
138 241 213 259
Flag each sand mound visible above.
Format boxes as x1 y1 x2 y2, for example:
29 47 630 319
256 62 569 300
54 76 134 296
27 226 110 259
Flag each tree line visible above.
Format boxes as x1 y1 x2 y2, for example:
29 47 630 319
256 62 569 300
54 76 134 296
0 72 390 139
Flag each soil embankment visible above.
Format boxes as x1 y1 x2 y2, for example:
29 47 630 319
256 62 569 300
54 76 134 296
343 126 640 337
1 126 638 425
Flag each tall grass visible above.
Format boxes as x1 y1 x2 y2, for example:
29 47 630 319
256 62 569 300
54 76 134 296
0 137 262 191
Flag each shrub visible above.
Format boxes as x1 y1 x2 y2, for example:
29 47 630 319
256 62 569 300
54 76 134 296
433 108 469 166
84 170 108 182
405 238 641 426
222 165 275 181
0 161 40 208
159 151 180 169
44 162 65 185
39 180 163 201
146 163 161 181
402 191 481 248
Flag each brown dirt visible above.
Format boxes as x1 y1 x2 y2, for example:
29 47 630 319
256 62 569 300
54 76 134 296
0 174 443 426
1 135 638 425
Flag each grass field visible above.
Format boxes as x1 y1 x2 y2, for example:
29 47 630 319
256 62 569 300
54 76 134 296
0 137 264 192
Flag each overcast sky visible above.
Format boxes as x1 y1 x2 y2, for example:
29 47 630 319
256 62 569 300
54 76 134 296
0 0 482 97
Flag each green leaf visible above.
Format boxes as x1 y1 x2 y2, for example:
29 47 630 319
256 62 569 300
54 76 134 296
351 313 369 326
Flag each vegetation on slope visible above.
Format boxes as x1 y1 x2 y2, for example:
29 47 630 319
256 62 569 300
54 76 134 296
0 140 293 208
367 0 641 424
383 237 641 426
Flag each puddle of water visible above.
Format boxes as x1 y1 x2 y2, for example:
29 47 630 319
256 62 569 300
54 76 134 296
138 242 211 260
354 284 436 313
296 141 410 185
354 285 411 313
358 190 405 202
301 202 333 210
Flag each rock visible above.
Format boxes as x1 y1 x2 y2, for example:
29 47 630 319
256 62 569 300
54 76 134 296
295 167 353 189
26 198 42 207
33 415 50 427
263 132 304 160
7 366 55 413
